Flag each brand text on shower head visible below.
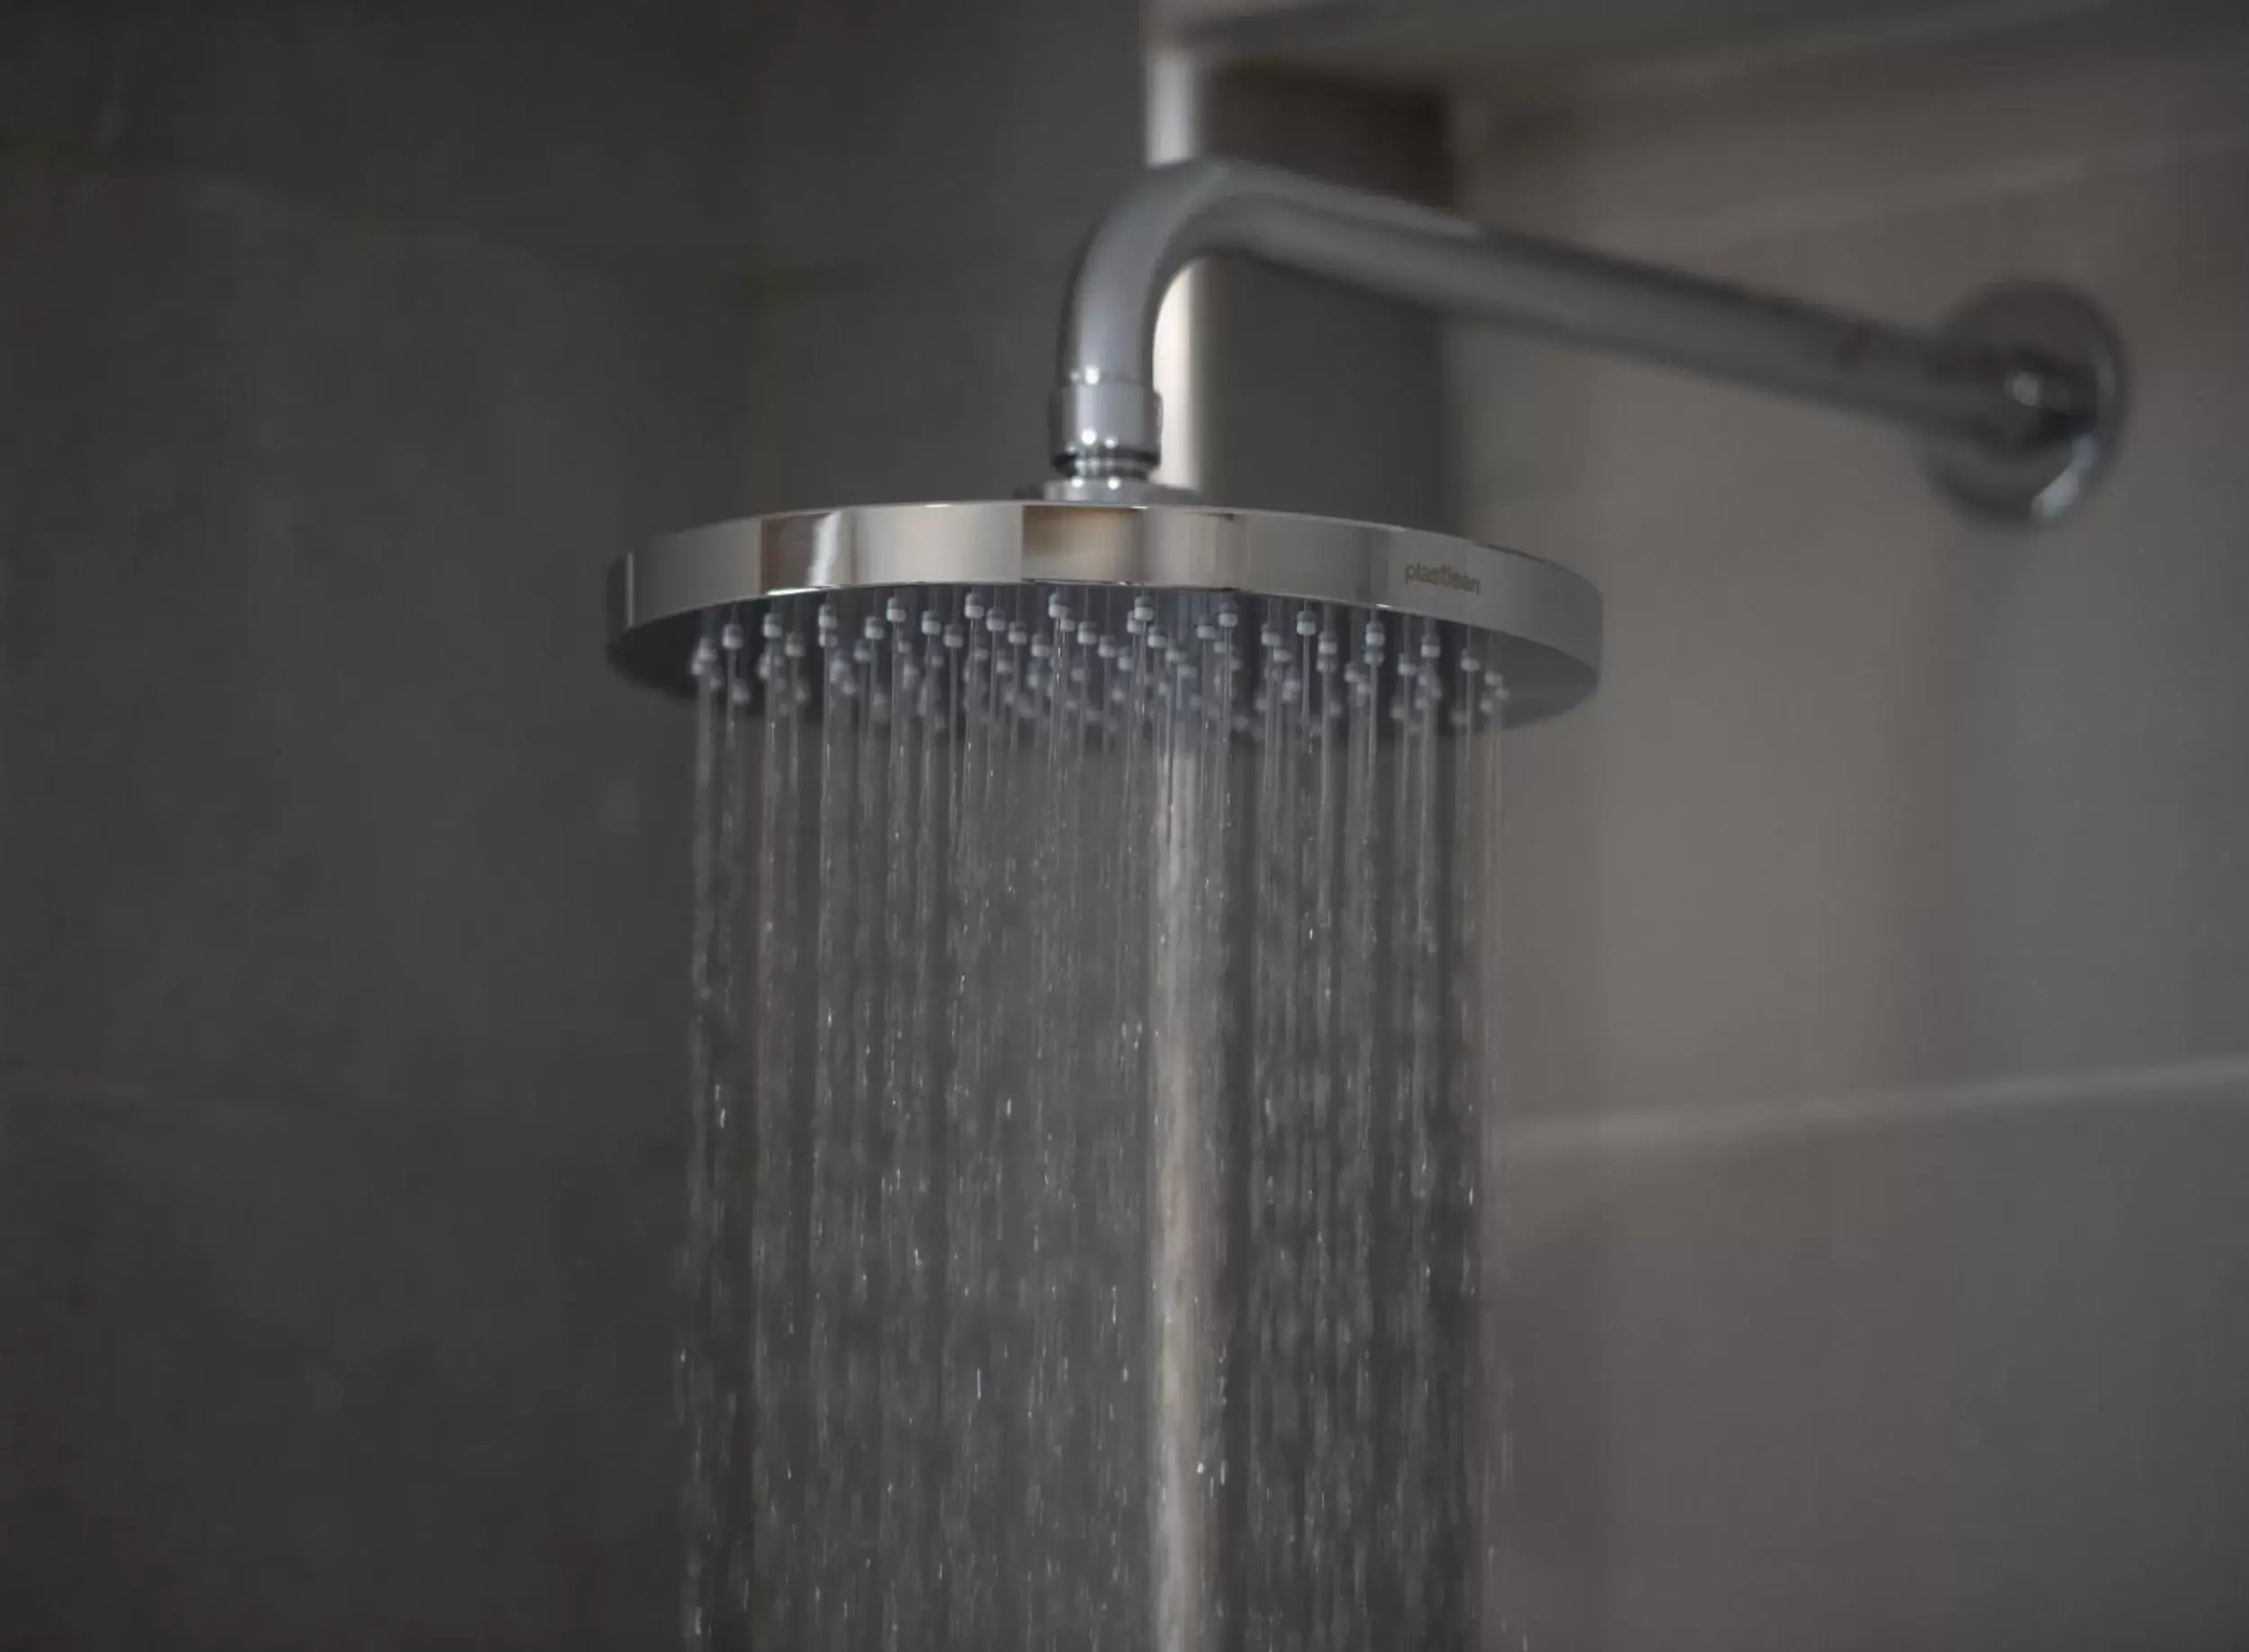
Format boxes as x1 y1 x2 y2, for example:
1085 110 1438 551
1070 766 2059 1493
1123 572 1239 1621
1403 562 1481 596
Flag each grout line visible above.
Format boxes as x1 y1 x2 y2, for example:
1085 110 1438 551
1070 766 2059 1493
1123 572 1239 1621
1502 1053 2249 1163
0 1061 683 1155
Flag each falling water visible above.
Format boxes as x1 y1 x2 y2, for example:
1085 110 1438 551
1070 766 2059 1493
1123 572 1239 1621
678 585 1506 1652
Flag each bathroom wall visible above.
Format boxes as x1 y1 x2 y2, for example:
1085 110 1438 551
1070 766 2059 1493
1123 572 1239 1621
1448 18 2249 1651
1181 63 1458 531
731 1 1140 512
0 3 1137 1646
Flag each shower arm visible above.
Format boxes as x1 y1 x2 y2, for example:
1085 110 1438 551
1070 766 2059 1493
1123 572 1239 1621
1049 158 2122 523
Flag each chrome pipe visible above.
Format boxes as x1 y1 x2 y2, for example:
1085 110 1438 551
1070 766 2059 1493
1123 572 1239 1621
1053 158 2120 522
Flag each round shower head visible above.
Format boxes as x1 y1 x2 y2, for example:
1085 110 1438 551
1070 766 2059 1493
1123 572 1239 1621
607 499 1602 725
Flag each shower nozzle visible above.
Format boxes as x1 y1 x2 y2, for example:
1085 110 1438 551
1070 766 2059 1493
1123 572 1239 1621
608 500 1601 727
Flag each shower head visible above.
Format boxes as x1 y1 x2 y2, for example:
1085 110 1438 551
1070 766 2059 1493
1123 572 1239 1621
609 160 2125 717
607 498 1603 726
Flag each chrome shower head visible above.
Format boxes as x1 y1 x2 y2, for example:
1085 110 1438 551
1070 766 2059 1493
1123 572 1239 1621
610 159 2124 714
607 498 1603 727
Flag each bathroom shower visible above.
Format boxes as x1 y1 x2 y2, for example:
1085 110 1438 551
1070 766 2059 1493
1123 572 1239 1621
609 158 2124 1651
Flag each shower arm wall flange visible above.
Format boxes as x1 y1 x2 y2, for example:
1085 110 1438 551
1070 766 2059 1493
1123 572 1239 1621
1048 157 2124 525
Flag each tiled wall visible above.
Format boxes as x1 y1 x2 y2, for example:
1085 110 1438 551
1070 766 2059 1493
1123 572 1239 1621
0 13 743 1639
1453 21 2249 1651
1182 65 1459 530
733 0 1140 512
0 4 1138 1645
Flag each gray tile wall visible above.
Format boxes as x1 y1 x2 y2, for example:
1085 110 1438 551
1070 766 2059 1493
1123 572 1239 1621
1453 22 2249 1651
1186 67 1459 531
735 1 1141 511
0 4 1138 1645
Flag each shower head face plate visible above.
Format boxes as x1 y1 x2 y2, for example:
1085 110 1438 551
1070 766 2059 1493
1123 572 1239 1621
607 500 1601 726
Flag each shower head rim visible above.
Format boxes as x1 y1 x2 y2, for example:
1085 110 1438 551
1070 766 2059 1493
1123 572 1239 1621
607 498 1601 725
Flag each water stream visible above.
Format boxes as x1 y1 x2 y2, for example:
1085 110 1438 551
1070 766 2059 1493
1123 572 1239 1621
679 585 1506 1652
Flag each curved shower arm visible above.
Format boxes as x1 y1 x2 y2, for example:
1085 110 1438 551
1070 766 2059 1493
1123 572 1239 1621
1050 157 2119 522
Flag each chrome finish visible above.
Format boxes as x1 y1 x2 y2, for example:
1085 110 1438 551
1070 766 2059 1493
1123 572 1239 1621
1052 368 1164 477
1056 160 1470 479
607 499 1602 723
1054 157 2121 522
1921 282 2127 524
1035 474 1203 506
